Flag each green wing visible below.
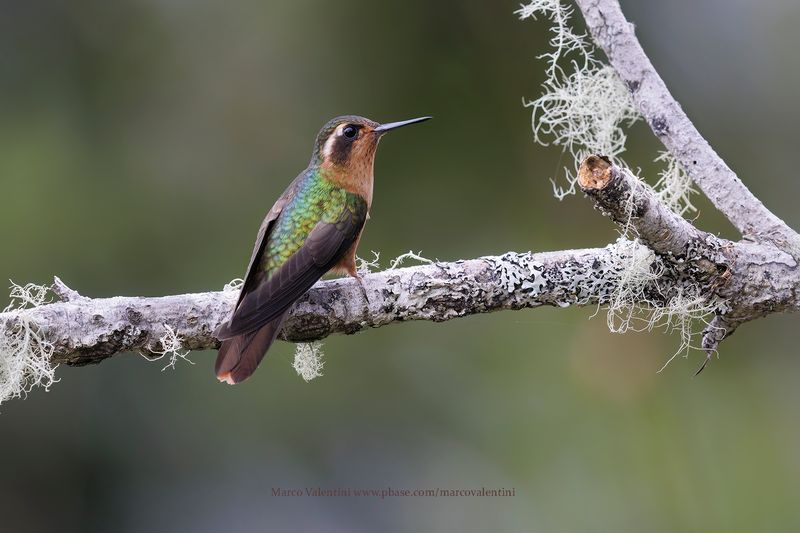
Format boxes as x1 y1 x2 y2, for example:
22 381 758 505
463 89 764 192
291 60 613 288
216 191 367 339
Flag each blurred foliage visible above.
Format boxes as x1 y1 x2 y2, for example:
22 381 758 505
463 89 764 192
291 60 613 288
1 0 800 531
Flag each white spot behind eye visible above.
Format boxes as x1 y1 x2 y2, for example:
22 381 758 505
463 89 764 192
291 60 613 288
322 126 342 159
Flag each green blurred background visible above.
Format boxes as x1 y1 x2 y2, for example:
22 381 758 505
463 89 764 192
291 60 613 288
2 0 800 531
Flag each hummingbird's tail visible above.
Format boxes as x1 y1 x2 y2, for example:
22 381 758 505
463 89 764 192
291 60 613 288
215 312 287 384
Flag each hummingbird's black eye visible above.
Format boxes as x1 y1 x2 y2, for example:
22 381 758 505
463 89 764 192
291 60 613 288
342 125 358 139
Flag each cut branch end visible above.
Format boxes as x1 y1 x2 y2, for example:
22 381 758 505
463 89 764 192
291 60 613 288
578 154 613 190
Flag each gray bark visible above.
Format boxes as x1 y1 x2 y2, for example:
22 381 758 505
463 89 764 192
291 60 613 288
1 249 634 366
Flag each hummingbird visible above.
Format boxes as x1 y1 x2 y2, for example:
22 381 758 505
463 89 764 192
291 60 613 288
214 114 432 384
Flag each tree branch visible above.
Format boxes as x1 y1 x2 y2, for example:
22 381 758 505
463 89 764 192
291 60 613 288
0 248 637 366
575 0 800 254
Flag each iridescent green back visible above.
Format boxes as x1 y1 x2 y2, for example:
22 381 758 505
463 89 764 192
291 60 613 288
261 170 360 276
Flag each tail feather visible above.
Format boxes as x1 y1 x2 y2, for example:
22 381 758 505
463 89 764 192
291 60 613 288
215 312 287 384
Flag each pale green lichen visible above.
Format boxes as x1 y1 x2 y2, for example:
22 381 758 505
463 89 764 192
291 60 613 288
356 251 382 275
517 0 638 199
387 250 434 270
654 151 698 217
147 324 194 371
517 1 698 216
293 341 324 382
0 282 58 405
223 278 244 292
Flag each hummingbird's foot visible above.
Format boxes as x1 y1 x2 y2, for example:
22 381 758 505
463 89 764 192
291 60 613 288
355 274 371 307
348 270 371 308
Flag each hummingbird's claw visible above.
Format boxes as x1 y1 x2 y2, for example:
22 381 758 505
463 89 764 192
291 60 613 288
349 270 370 308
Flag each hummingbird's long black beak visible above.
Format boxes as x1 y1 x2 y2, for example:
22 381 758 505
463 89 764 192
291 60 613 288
374 116 432 134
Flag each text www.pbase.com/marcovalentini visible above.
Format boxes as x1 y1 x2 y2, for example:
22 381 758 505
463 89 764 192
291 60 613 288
272 487 516 499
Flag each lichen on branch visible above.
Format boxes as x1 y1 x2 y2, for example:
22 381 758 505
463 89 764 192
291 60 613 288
517 0 698 215
0 282 59 404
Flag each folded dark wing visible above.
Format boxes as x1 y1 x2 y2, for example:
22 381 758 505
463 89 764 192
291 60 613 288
233 176 304 308
213 174 306 343
217 197 367 339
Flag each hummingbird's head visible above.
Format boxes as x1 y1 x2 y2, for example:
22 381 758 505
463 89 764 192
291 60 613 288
311 115 432 171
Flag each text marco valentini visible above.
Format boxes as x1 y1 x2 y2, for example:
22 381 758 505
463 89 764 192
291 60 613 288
272 487 516 498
